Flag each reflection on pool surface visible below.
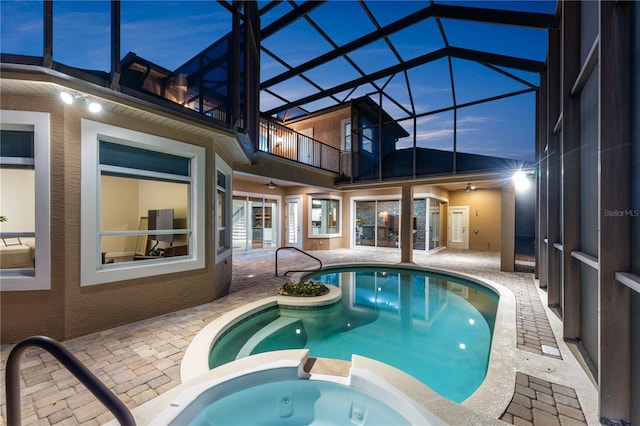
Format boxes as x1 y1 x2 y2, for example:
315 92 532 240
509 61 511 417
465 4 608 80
209 266 498 403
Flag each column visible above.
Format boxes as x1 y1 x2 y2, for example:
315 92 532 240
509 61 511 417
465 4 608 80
400 184 414 263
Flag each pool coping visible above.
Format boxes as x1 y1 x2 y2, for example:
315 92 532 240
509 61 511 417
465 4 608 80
179 262 517 422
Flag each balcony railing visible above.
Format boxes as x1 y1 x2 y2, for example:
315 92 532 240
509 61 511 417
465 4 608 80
258 118 341 174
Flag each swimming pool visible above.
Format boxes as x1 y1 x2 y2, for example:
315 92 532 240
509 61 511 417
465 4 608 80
208 266 498 403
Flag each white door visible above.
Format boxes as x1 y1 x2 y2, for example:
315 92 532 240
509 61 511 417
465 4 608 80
285 196 302 249
448 206 469 249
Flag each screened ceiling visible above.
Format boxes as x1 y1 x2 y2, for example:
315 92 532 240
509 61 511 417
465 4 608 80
253 0 556 161
0 0 557 161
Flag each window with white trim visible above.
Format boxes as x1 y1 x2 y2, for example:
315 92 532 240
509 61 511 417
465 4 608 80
309 195 341 237
0 110 51 291
81 120 205 286
215 155 232 260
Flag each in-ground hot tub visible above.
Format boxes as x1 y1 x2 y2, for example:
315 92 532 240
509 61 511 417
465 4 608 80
145 351 447 425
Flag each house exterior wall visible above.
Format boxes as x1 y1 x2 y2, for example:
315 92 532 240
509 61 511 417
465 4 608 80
449 189 502 252
1 91 234 343
287 106 350 150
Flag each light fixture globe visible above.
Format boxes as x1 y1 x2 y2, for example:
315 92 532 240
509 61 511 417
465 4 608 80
60 92 74 105
88 101 102 113
513 171 531 192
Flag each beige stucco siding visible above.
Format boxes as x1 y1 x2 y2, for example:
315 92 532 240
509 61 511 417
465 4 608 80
1 93 233 342
449 189 502 252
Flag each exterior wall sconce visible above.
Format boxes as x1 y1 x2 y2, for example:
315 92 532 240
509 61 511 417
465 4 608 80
513 171 532 192
59 91 102 113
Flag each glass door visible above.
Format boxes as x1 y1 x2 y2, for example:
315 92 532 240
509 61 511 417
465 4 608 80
233 195 279 252
355 201 375 247
285 196 302 248
263 199 277 249
428 198 441 250
377 200 400 248
232 198 247 251
413 199 426 250
354 200 401 248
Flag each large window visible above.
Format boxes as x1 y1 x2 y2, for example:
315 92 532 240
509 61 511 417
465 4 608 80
309 195 341 237
81 120 205 286
0 111 50 291
0 110 51 291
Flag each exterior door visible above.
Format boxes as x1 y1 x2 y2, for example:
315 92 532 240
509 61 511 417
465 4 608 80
448 206 469 249
285 196 302 249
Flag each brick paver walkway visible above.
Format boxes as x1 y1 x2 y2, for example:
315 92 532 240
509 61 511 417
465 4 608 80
1 249 595 425
501 372 587 425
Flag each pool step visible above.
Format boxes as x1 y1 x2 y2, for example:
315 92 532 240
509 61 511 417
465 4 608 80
303 357 351 377
236 317 300 359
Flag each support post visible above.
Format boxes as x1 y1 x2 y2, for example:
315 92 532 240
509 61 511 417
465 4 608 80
598 1 632 422
500 183 515 272
110 0 121 90
43 0 53 68
560 0 581 341
400 184 414 263
546 24 562 309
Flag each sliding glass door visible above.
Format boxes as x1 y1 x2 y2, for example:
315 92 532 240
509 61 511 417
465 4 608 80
354 197 442 251
354 199 400 248
232 195 278 251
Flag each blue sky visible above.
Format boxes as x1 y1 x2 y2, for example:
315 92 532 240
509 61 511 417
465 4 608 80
0 0 554 161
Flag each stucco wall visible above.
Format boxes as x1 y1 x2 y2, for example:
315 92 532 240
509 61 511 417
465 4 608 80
449 189 503 251
1 94 65 342
1 93 233 343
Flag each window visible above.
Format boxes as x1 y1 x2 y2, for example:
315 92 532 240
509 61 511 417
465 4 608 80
0 110 51 291
309 195 341 237
342 119 352 151
361 117 375 154
81 120 205 286
215 155 232 261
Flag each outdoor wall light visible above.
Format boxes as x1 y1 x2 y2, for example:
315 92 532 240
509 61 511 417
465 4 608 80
87 101 102 113
59 91 102 113
513 170 531 192
60 91 74 105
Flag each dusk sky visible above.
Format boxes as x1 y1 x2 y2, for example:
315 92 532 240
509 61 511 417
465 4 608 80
0 0 555 161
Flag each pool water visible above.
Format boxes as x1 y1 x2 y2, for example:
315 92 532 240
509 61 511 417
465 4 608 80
209 267 498 403
188 379 418 426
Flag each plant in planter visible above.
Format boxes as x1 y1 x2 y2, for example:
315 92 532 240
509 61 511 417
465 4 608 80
277 280 330 297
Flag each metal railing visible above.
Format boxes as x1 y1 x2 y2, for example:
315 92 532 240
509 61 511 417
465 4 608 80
258 118 341 174
6 335 135 426
274 247 323 277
